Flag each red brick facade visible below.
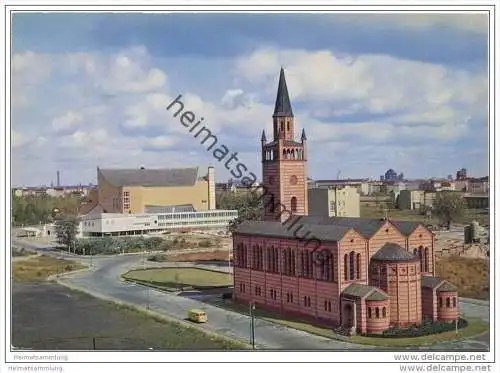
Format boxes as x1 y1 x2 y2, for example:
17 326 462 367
232 68 458 335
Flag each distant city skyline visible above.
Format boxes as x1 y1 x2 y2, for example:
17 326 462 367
11 13 489 187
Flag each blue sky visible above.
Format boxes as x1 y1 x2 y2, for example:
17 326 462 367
11 12 489 186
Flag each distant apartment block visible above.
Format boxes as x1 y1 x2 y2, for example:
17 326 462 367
456 168 468 181
12 185 94 198
309 179 370 196
308 186 360 218
454 177 488 194
398 190 437 211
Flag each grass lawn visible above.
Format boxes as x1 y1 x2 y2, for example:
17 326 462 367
350 319 489 346
13 255 87 283
12 248 33 257
123 267 232 291
208 299 488 347
151 250 232 263
13 283 247 350
436 256 489 300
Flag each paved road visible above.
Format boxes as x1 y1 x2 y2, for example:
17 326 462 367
12 239 490 351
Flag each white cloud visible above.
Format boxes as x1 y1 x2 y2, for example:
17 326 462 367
51 111 84 133
11 44 488 186
235 47 486 142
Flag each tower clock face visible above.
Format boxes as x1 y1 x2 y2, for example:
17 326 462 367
290 175 298 185
268 176 275 185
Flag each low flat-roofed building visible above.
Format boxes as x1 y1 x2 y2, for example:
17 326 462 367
79 208 238 237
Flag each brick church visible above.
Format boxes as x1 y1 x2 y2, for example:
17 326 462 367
232 68 459 335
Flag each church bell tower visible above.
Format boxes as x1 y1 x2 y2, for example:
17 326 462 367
261 67 308 222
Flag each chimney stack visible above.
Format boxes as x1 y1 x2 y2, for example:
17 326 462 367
56 171 60 187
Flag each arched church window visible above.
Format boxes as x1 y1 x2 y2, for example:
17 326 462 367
356 253 361 279
349 251 355 280
344 254 348 281
291 197 297 213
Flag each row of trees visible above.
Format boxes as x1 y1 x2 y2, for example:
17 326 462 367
12 194 81 226
216 190 264 232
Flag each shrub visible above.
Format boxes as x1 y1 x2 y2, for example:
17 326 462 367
148 254 167 262
75 236 166 255
198 239 213 248
366 319 468 338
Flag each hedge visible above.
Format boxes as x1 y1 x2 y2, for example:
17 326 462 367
74 236 164 255
364 318 468 338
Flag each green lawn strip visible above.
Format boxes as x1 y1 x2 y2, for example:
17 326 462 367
51 285 248 350
122 267 232 290
107 302 249 350
208 299 488 347
350 318 489 346
206 299 350 343
121 277 180 292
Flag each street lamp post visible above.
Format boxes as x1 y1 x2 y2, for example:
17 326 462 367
249 303 256 350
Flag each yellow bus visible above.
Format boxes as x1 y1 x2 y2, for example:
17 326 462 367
187 309 207 323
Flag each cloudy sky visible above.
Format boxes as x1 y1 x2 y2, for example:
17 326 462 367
11 12 489 187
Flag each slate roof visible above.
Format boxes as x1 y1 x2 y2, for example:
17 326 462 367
296 216 424 238
372 243 418 262
366 291 389 301
273 67 294 117
437 282 458 292
422 276 458 292
422 276 443 289
234 215 427 241
342 283 389 300
98 167 199 187
235 220 351 242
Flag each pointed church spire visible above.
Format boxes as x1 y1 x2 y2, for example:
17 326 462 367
301 128 307 141
273 67 294 117
261 129 267 142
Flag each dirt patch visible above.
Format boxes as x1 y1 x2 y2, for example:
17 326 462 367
435 256 489 300
12 255 87 283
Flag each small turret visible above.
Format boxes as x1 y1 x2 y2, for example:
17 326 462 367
261 130 267 145
301 128 307 142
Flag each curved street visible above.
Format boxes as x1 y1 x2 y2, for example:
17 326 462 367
12 239 490 351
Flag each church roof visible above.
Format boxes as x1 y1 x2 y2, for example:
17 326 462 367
273 67 294 117
234 216 428 242
296 216 423 238
235 220 351 242
372 243 418 262
342 283 389 300
422 276 458 292
98 167 199 187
